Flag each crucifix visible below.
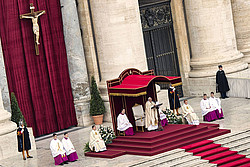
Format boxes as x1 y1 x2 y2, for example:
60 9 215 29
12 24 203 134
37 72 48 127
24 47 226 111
20 3 45 55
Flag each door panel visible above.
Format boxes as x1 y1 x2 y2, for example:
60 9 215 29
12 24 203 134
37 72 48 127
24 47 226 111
139 0 183 96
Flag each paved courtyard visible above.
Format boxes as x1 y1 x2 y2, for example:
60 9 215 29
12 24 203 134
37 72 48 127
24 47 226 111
0 97 249 167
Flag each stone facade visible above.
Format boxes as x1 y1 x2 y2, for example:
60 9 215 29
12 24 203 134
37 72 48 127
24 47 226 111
231 0 250 64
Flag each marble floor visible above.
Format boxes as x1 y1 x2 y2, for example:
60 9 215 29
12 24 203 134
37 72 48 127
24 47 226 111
0 97 249 167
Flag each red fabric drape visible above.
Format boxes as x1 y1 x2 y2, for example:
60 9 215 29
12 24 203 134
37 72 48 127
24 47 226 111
0 0 77 136
110 83 156 135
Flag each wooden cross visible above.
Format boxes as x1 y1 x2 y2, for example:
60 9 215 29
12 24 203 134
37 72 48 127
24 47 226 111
20 3 45 55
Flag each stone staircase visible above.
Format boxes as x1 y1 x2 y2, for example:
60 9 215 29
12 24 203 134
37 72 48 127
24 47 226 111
130 129 250 167
212 129 250 159
129 149 216 167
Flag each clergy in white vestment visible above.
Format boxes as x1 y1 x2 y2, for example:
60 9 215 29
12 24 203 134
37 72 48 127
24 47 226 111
200 94 218 122
209 92 224 119
145 97 158 131
89 125 107 152
117 109 134 135
156 102 168 127
50 134 68 165
182 100 199 125
62 132 78 162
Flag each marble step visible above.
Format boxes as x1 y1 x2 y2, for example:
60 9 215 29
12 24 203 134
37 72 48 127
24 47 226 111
215 134 250 145
219 136 250 148
175 159 216 167
211 128 250 141
212 129 250 142
225 140 250 150
230 142 250 153
155 155 201 167
130 149 188 167
130 149 207 167
240 150 250 158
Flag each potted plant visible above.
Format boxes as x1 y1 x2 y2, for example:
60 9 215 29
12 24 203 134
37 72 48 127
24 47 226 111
90 76 105 125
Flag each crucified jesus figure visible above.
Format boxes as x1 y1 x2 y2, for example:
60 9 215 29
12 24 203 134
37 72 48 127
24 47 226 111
20 3 45 45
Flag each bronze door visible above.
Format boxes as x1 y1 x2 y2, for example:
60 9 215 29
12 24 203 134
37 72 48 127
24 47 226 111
140 0 183 96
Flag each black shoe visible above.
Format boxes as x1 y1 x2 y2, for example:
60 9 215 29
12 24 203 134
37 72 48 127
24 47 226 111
225 96 229 98
27 156 33 158
219 117 224 119
59 163 64 166
23 158 26 160
222 97 225 99
64 162 68 164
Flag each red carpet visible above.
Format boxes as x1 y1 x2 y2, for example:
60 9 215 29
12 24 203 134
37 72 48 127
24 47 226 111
85 123 230 158
181 139 250 166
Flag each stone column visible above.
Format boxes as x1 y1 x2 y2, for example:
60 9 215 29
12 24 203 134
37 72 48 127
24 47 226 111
88 0 148 121
76 0 100 81
185 0 248 78
0 88 20 160
231 0 250 65
89 0 148 82
60 0 91 126
0 39 10 112
171 0 191 96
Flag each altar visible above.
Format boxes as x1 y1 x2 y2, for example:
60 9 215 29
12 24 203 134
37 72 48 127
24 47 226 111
106 68 182 135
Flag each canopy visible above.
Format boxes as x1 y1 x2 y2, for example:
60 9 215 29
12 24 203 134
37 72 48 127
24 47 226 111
108 70 181 97
106 68 182 135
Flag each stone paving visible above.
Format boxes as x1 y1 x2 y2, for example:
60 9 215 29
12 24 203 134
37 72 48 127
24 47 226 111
0 97 249 167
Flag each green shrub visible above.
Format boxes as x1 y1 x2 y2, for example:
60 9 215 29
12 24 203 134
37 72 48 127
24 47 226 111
10 92 27 126
84 142 91 152
89 77 105 116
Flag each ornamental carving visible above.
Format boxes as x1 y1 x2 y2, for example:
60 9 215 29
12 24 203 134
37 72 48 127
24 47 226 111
140 3 172 30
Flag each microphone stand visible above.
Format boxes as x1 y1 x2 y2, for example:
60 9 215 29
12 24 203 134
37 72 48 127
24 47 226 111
152 103 164 131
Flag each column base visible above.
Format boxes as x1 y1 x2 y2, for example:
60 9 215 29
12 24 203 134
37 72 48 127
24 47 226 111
74 99 93 126
242 51 250 65
189 52 248 78
0 110 37 160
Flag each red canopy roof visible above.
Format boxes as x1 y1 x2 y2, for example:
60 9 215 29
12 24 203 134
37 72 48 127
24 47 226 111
108 74 181 96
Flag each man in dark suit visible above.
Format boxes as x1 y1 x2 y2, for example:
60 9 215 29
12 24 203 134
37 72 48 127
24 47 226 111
216 65 230 99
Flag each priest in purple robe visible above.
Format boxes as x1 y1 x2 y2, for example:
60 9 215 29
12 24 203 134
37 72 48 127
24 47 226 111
62 132 78 162
117 109 134 135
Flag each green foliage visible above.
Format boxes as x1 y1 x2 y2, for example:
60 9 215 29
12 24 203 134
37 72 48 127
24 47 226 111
89 76 105 116
10 92 27 127
84 142 91 153
163 109 183 124
98 125 116 145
